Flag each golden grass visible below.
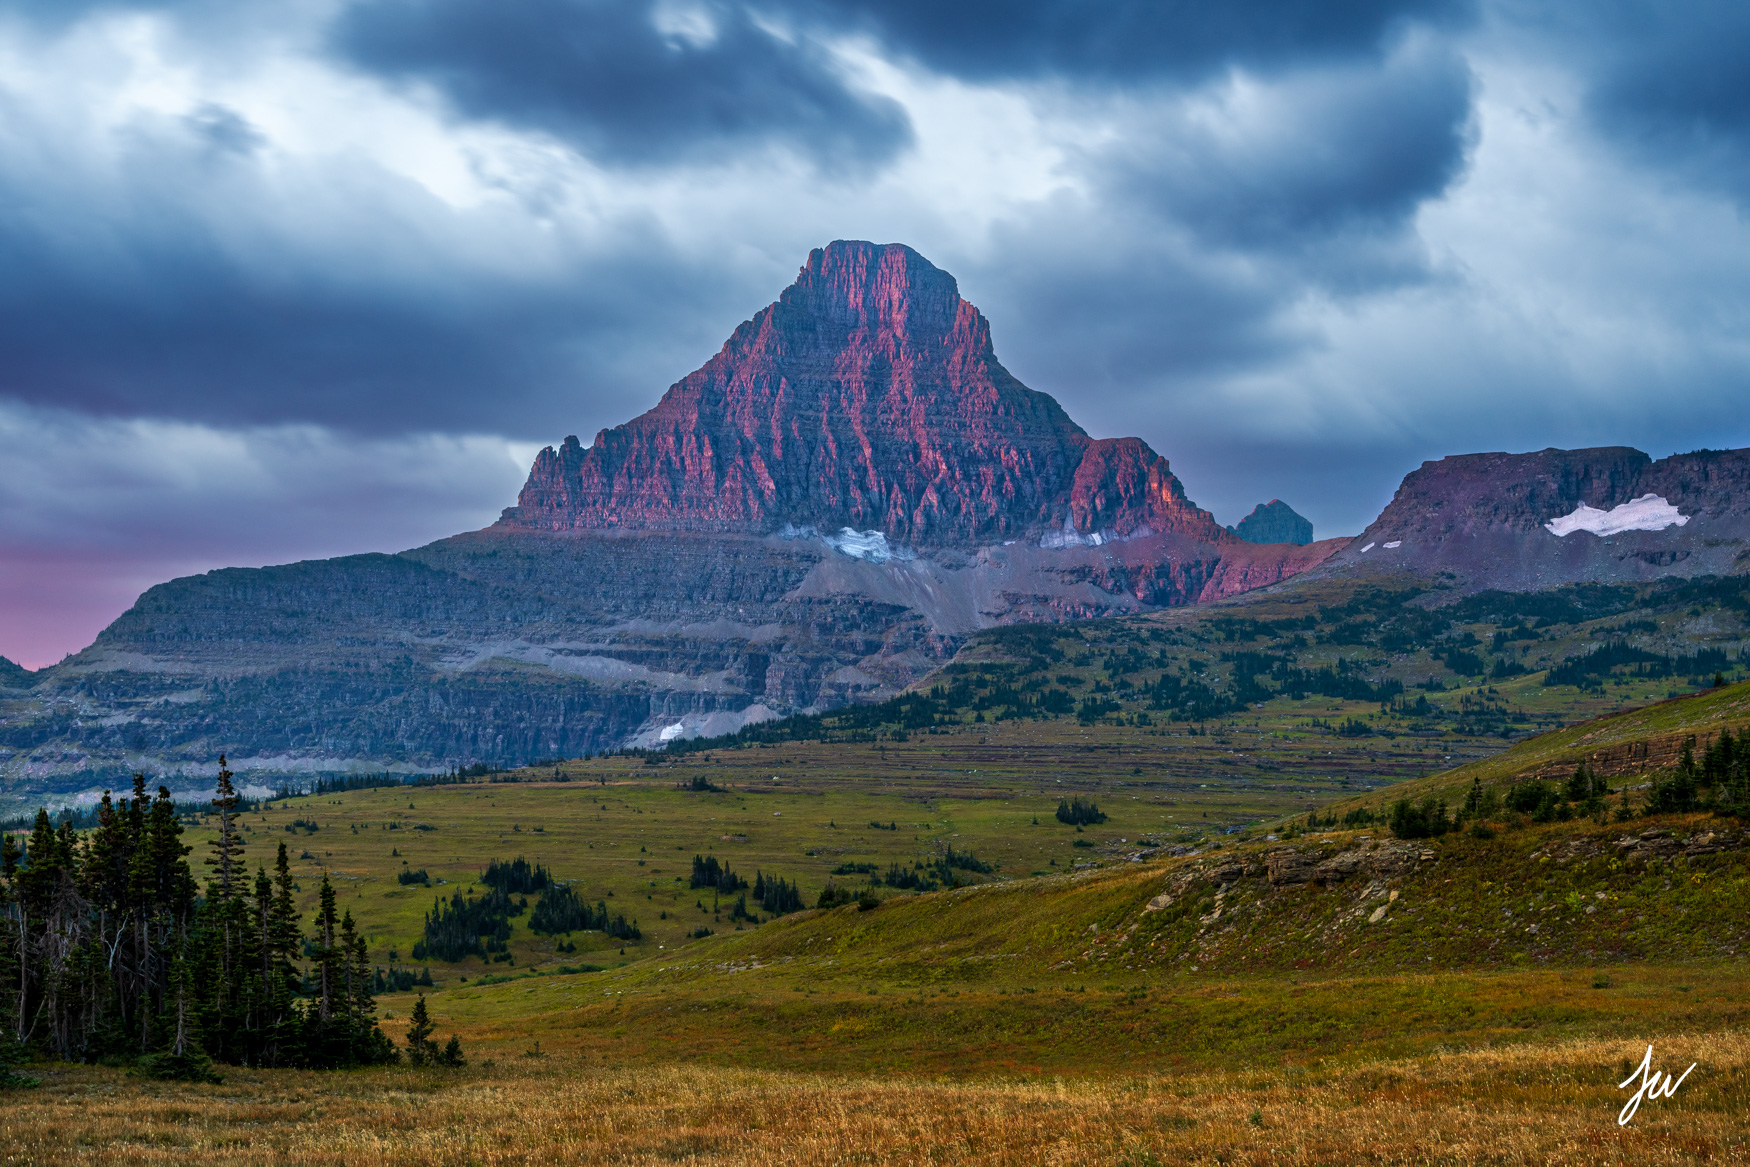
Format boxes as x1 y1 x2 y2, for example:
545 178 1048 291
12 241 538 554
5 1032 1747 1165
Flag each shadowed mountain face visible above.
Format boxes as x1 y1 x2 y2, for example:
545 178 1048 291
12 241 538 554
500 241 1225 547
1 241 1344 793
1229 500 1313 546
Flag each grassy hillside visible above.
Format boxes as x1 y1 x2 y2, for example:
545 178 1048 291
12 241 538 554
1323 678 1750 817
668 573 1750 756
11 1029 1748 1164
347 802 1750 1074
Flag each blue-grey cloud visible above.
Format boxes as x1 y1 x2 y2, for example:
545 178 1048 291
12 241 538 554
1498 1 1750 201
333 0 912 168
786 0 1476 83
0 97 762 435
1103 42 1475 255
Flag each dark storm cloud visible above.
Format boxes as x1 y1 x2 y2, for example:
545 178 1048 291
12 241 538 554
333 0 912 168
0 104 759 436
1511 1 1750 201
787 0 1476 82
1104 43 1476 254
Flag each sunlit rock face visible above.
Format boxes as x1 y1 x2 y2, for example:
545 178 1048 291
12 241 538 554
1313 446 1750 591
499 241 1225 550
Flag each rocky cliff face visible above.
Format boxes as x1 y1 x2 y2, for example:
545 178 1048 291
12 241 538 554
1317 446 1750 590
500 241 1223 548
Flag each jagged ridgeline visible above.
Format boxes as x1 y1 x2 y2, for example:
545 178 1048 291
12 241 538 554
659 576 1750 752
0 761 402 1075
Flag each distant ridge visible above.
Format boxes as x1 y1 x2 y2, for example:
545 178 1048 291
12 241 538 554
1316 446 1750 591
0 656 30 689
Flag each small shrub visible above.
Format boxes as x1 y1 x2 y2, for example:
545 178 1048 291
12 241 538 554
136 1049 223 1083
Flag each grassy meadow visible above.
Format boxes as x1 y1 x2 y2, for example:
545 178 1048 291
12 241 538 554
6 1031 1749 1165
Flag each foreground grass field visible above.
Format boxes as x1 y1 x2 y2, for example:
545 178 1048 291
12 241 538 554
6 1030 1746 1165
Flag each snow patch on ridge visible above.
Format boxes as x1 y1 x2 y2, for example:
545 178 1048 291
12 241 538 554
1040 519 1153 550
629 704 782 749
1545 494 1689 538
778 524 914 563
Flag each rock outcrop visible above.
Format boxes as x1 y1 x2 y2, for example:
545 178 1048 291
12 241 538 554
1228 500 1313 546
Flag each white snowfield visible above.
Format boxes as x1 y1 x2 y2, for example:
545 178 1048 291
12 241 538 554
825 527 907 562
1040 518 1107 549
1545 494 1690 538
776 523 914 563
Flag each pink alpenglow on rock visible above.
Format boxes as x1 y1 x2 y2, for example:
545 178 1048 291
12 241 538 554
499 241 1230 553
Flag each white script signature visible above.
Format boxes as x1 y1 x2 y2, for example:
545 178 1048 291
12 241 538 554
1618 1044 1696 1126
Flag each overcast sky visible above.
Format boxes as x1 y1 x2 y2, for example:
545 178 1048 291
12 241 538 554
3 0 1749 667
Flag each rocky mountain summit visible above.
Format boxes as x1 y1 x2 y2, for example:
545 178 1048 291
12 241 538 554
1317 446 1750 590
502 241 1226 548
1228 500 1313 546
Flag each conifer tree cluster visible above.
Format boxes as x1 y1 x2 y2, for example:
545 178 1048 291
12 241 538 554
1648 730 1750 815
689 855 747 893
0 759 397 1072
526 884 640 939
1055 797 1107 826
751 871 803 915
411 888 521 962
481 856 551 894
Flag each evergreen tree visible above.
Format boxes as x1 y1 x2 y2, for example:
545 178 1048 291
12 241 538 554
205 756 246 899
405 993 435 1067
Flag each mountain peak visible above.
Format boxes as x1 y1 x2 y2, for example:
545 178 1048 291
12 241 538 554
1229 500 1314 545
781 240 963 337
498 243 1226 548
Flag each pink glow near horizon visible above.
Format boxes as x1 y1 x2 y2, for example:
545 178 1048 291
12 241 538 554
0 551 201 669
